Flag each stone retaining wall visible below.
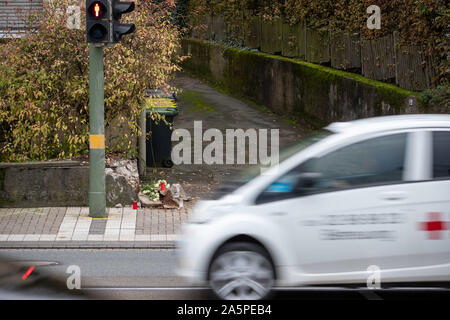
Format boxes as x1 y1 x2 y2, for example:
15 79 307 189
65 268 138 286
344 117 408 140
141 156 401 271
0 160 138 208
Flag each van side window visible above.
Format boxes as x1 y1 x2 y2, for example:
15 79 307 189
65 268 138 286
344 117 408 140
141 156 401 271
255 133 407 205
311 133 407 191
433 131 450 179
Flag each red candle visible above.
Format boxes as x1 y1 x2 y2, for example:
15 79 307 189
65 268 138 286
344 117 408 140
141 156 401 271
133 201 137 210
160 182 165 191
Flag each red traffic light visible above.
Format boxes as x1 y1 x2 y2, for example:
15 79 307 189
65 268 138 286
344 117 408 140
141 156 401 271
94 3 100 17
86 0 136 44
88 1 107 19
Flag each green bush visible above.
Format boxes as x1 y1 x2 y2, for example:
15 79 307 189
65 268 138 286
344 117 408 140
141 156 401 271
421 85 450 112
0 0 184 162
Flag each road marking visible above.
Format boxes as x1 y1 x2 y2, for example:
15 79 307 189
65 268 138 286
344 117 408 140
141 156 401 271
72 208 92 241
56 207 80 241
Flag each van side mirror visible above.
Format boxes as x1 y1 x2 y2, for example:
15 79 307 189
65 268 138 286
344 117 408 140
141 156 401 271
294 157 322 192
295 172 322 190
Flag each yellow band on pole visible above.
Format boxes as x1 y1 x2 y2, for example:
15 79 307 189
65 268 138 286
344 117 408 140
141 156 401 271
89 134 105 149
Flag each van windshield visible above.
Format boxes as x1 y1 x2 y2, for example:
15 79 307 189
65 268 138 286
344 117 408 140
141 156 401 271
279 129 333 164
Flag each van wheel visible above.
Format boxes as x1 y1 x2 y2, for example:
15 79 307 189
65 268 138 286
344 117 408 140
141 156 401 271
208 242 274 300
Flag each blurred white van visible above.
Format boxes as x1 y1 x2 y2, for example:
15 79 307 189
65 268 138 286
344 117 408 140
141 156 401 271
177 115 450 300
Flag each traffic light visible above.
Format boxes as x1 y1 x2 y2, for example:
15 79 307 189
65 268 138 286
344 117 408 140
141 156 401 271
86 0 110 43
86 0 136 44
111 1 136 43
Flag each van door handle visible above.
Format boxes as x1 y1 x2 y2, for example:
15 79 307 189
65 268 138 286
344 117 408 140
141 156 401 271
380 191 407 201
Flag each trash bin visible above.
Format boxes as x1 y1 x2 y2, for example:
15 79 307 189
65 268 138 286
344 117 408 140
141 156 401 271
144 89 178 168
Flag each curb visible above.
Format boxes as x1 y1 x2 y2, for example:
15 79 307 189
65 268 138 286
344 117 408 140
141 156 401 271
0 241 176 249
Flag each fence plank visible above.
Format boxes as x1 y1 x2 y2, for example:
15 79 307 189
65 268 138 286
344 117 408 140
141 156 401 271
190 14 202 39
243 13 261 49
361 34 396 81
191 13 435 91
394 32 432 91
200 14 213 40
297 21 307 60
282 21 299 57
330 32 361 71
225 11 245 44
261 19 282 54
306 27 330 64
211 15 226 41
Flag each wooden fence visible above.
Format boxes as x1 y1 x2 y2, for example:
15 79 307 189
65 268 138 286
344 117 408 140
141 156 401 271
190 14 435 92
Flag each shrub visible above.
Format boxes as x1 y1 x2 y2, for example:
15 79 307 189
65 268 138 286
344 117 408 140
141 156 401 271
0 0 184 162
421 85 450 112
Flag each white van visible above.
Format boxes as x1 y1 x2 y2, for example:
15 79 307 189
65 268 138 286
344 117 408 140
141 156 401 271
177 115 450 300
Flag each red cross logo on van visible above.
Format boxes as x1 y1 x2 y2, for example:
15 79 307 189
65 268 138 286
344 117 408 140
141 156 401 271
419 212 449 240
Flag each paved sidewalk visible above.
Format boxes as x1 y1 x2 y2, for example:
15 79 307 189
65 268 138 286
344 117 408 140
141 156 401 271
0 205 192 249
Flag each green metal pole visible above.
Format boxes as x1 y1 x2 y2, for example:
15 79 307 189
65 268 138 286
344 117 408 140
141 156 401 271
88 44 106 218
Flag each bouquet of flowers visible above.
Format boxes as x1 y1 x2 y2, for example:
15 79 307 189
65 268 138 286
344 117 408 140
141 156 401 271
140 180 170 202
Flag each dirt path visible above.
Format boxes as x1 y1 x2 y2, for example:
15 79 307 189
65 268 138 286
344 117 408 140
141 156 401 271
142 74 308 200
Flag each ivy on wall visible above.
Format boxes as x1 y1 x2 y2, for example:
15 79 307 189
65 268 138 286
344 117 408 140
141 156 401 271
187 0 449 86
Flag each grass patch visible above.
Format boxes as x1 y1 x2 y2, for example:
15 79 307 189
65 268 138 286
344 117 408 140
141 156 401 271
178 90 216 113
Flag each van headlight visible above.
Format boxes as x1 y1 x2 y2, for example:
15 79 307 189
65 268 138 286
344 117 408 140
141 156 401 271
188 202 235 224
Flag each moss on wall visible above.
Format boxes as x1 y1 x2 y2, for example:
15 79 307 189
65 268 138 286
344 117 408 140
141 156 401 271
182 38 427 128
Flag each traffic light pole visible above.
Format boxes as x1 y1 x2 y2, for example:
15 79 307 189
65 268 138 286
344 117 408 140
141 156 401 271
86 0 136 218
88 44 106 218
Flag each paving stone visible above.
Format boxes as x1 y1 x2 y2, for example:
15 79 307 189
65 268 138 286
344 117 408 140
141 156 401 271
23 234 41 241
40 235 57 241
89 219 107 235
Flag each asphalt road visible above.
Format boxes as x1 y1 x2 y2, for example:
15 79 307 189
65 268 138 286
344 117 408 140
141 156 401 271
0 249 209 300
0 249 449 300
